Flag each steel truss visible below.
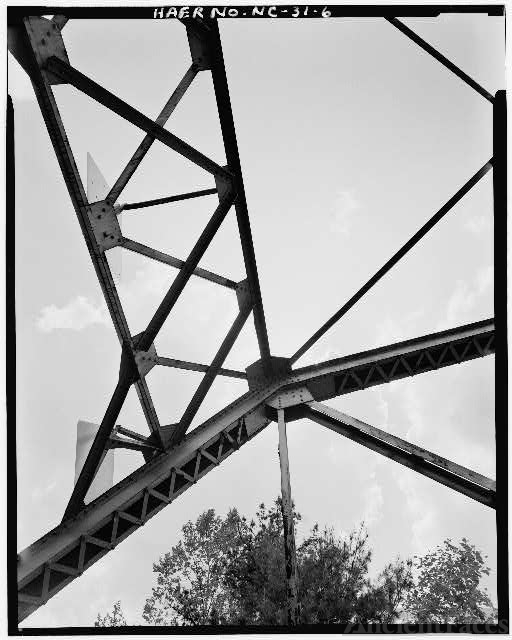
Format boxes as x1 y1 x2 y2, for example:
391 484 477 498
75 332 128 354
9 10 505 626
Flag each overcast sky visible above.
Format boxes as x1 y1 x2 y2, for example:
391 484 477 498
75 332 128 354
10 8 503 626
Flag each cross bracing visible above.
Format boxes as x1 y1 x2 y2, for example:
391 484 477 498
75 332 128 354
8 8 505 627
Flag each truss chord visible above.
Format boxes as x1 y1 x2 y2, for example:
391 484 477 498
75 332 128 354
20 19 162 442
44 56 232 182
136 190 236 352
17 318 494 620
107 64 199 202
156 356 247 379
120 237 238 289
305 404 496 507
122 187 218 211
386 17 495 104
206 20 272 366
290 159 493 364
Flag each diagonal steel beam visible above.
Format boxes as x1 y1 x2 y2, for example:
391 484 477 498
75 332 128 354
119 237 238 290
107 64 199 203
200 20 273 367
63 344 140 521
17 317 495 622
170 300 254 445
291 160 493 364
156 356 246 379
304 402 495 506
136 189 236 351
45 56 232 182
17 379 281 623
17 18 162 442
386 17 494 104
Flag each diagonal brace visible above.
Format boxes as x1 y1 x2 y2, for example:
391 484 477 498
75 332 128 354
45 56 232 182
119 237 238 290
304 402 496 507
136 188 236 352
107 64 199 203
169 299 254 446
63 343 142 521
386 17 494 104
291 159 493 364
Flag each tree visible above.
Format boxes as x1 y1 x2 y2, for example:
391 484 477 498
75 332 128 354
222 499 301 624
354 558 414 623
142 508 240 625
298 523 372 623
96 501 497 626
94 601 127 626
404 538 496 623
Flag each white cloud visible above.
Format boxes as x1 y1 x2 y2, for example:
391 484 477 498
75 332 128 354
31 480 57 500
439 264 493 330
36 296 110 332
361 483 384 527
330 189 361 234
464 214 491 235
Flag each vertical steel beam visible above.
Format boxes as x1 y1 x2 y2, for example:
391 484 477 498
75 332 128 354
7 93 18 634
493 89 508 627
277 408 300 625
206 21 272 369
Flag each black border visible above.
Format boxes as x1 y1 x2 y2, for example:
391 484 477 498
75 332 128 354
7 4 507 635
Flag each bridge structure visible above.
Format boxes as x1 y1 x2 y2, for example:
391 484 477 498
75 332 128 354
8 7 507 629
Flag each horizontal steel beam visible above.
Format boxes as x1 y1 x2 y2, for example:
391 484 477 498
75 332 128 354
270 319 495 409
156 356 246 379
122 188 217 211
109 435 159 454
45 56 232 182
115 426 160 447
386 17 494 104
304 402 495 507
119 237 238 290
291 160 493 364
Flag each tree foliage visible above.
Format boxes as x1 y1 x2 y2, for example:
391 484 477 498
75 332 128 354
142 508 239 625
95 502 496 626
404 538 496 623
94 601 127 627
